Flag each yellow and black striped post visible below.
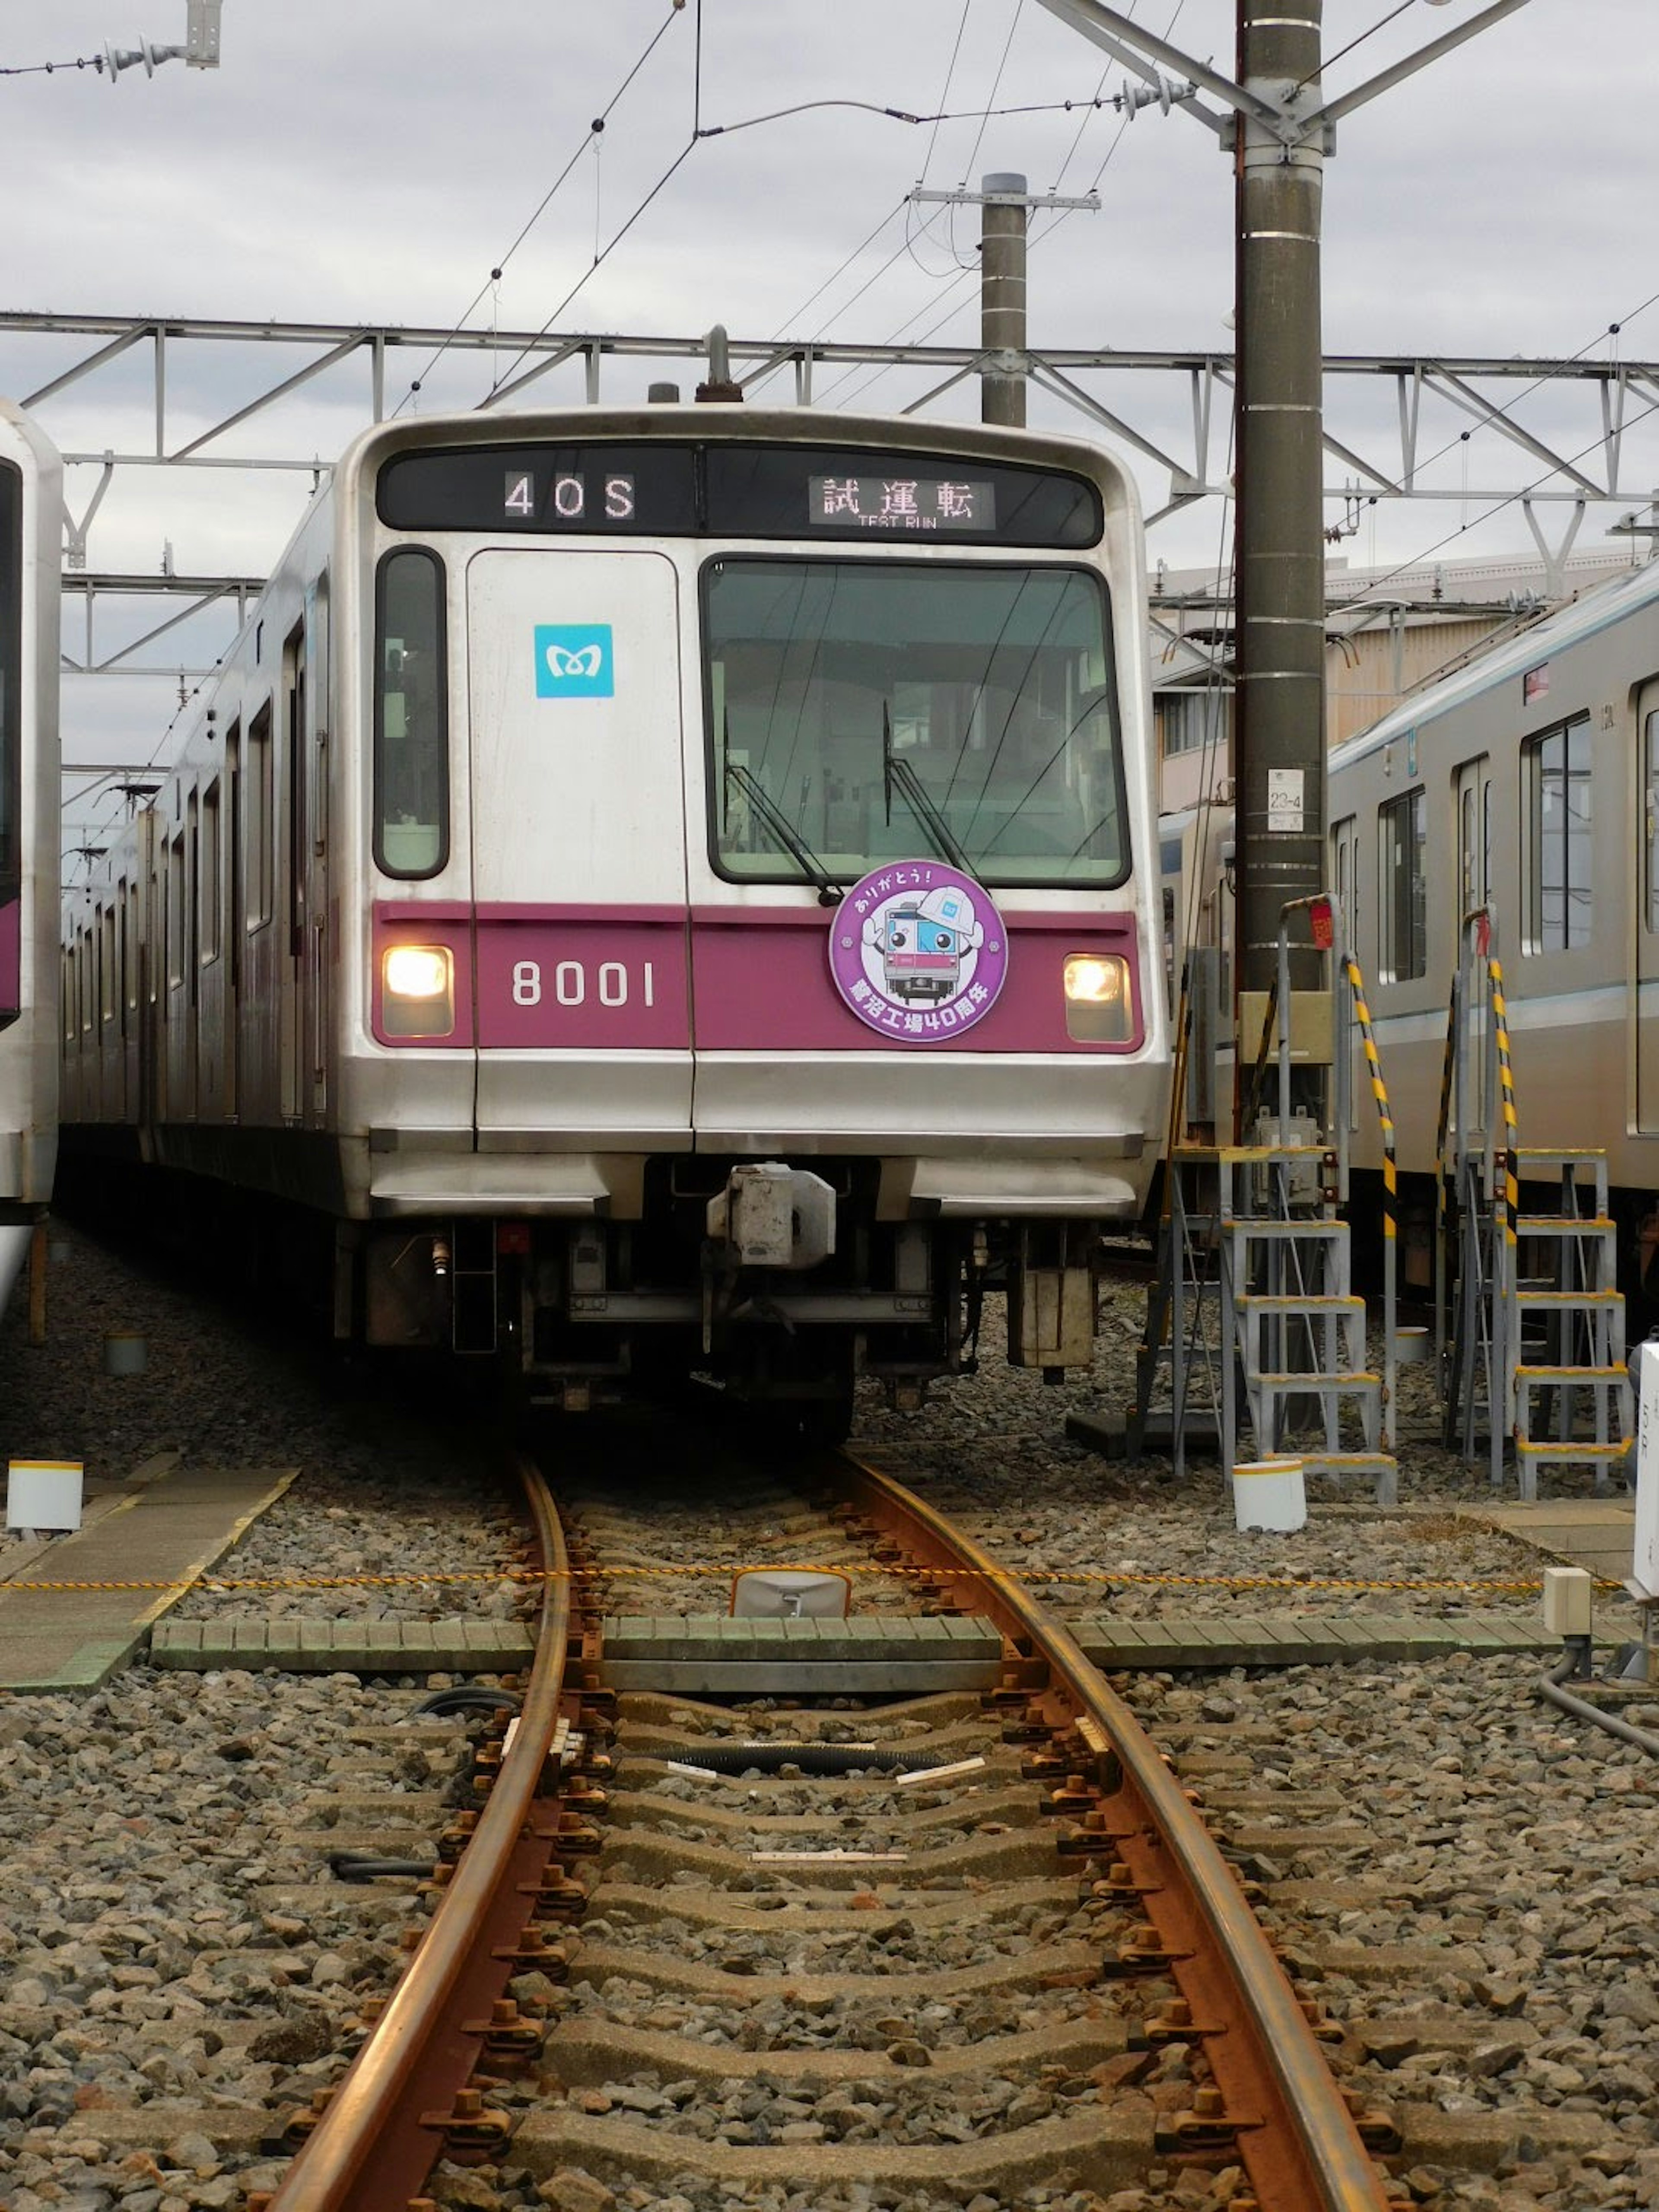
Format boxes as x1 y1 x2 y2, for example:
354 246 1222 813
1345 955 1397 1450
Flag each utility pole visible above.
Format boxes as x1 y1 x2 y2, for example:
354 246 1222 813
1032 0 1535 1099
1233 0 1325 1006
980 171 1030 428
911 177 1100 427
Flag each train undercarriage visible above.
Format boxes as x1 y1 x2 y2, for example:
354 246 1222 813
350 1155 1105 1436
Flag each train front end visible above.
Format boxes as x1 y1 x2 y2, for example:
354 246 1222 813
341 407 1168 1426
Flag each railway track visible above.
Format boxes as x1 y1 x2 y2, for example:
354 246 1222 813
258 1443 1402 2212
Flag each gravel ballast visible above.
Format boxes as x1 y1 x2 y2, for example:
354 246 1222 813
0 1229 1656 2211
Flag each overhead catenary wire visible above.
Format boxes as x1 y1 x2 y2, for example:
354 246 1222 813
0 54 117 76
812 0 1182 410
391 0 691 417
480 138 701 407
1330 310 1659 622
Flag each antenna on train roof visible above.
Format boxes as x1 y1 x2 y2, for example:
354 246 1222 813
695 326 744 405
103 0 221 81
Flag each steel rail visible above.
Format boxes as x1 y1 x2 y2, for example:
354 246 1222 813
264 1453 572 2212
836 1451 1395 2212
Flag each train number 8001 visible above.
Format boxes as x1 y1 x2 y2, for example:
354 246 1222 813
510 960 657 1009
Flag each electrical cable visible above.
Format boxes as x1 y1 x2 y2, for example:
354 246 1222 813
0 55 114 77
1295 0 1418 93
481 138 700 407
959 0 1027 200
1328 377 1659 623
919 1 974 190
391 0 690 418
1539 1649 1659 1761
696 89 1177 139
813 0 1181 410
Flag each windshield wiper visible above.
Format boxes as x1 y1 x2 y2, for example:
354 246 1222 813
722 752 843 906
881 703 973 875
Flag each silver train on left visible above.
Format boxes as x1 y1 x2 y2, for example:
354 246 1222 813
62 403 1172 1428
0 400 62 1313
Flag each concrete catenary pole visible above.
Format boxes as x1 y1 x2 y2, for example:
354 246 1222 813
980 172 1029 428
1233 0 1327 1011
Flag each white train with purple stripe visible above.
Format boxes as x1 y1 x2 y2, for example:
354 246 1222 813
0 401 60 1312
61 403 1168 1430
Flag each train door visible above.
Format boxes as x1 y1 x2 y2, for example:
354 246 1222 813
303 577 331 1124
1635 683 1659 1130
223 721 241 1117
280 621 305 1122
1453 755 1493 1141
1454 755 1492 944
463 548 693 1145
1329 814 1358 960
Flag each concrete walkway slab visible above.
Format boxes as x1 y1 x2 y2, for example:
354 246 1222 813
0 1463 297 1691
1455 1498 1635 1585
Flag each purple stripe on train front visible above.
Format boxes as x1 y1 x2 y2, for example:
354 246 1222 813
374 902 1144 1054
0 899 17 1014
688 906 1144 1052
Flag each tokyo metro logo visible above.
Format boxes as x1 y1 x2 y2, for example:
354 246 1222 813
534 624 614 699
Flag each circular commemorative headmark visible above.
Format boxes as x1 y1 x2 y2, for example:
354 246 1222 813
827 862 1008 1042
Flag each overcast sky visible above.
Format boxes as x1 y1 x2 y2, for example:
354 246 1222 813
2 0 1652 806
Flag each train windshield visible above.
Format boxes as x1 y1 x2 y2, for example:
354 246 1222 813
704 559 1128 888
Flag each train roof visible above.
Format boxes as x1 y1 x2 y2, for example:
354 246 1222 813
1329 554 1659 775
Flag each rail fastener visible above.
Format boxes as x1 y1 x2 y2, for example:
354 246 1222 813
1042 1773 1105 1815
1055 1806 1126 1856
530 1810 602 1853
1296 1993 1347 2046
1156 2087 1253 2153
518 1868 588 1919
492 1924 574 1973
275 2090 336 2149
995 1696 1061 1737
1342 2089 1404 2153
1141 1996 1226 2047
462 1999 546 2065
1091 1861 1164 1901
416 2088 512 2161
1101 1921 1195 1977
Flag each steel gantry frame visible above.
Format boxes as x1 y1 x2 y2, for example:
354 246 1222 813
9 310 1659 513
8 309 1658 682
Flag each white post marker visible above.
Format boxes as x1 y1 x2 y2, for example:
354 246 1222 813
6 1459 85 1533
1232 1458 1306 1535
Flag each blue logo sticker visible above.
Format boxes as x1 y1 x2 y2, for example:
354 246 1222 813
534 624 614 699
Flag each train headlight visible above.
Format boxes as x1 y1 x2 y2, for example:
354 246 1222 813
1063 952 1131 1042
381 943 454 1038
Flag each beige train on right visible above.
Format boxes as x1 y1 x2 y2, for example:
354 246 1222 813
1323 556 1659 1311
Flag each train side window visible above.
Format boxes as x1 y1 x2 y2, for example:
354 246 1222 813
1522 715 1592 953
201 779 221 966
99 906 115 1024
374 547 448 878
1377 789 1426 982
168 833 187 991
1646 703 1659 934
1329 814 1357 957
248 700 273 927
